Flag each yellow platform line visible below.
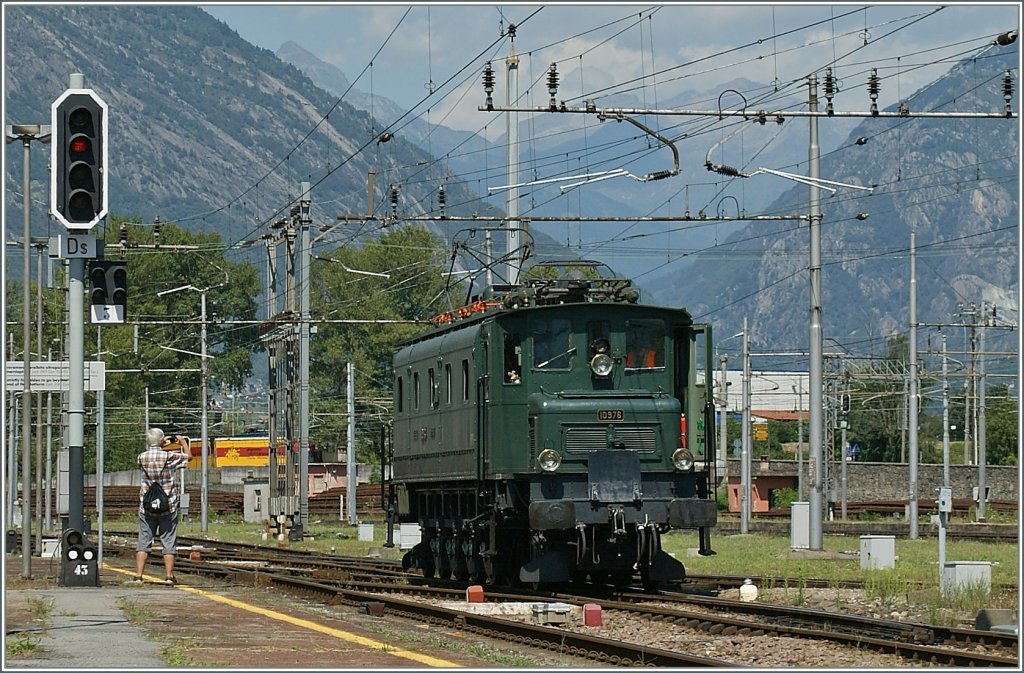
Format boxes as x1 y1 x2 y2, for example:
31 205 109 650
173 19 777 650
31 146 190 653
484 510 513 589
107 565 462 667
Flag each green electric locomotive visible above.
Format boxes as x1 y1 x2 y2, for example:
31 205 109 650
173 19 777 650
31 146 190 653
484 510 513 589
386 263 717 588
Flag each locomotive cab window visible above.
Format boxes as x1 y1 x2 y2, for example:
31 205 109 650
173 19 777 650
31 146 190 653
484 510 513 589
625 319 666 370
428 367 439 408
504 332 522 383
532 317 573 370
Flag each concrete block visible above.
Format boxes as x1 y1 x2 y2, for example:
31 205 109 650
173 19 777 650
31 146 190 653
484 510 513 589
532 602 573 625
466 585 485 603
975 608 1017 631
584 603 602 627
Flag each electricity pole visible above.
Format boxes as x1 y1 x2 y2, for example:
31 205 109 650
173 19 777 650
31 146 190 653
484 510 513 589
6 122 49 575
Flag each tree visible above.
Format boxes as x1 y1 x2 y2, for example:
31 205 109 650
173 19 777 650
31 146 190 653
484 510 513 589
83 217 261 471
308 225 463 463
846 334 909 462
984 385 1018 466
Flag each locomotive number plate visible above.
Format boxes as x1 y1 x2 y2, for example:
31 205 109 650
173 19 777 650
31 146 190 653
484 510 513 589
597 409 624 421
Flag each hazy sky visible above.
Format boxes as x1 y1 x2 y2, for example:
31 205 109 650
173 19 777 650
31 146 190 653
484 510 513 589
201 2 1021 131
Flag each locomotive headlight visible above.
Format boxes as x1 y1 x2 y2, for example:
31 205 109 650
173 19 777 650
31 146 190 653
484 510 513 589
590 353 614 377
671 447 695 471
537 448 562 472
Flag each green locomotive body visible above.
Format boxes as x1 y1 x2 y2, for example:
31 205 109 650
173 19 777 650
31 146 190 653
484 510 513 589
389 273 717 588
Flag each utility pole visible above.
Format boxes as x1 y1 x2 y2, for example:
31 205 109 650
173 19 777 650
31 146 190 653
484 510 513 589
298 182 311 534
35 240 46 552
718 353 728 483
740 317 751 534
908 233 919 539
7 121 50 573
795 379 804 500
839 367 848 521
263 234 280 496
347 362 357 525
957 302 978 465
504 27 521 285
806 73 825 549
977 321 987 521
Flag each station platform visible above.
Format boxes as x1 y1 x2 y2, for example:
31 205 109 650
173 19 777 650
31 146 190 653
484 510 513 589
4 554 481 669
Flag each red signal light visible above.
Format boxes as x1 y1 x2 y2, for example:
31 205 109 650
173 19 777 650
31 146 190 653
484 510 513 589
70 137 90 154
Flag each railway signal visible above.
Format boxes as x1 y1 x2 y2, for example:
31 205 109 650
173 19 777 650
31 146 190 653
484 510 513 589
88 260 127 323
51 88 107 230
58 528 99 587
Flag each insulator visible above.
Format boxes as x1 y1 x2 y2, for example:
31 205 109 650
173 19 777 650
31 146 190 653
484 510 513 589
867 68 880 115
119 223 128 245
482 62 495 110
438 185 446 218
390 184 399 216
823 68 836 99
1003 70 1014 115
153 215 161 241
547 63 559 96
482 62 495 95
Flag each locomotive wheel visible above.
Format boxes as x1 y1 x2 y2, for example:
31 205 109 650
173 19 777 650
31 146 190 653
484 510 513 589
434 539 452 580
482 555 495 585
611 572 632 589
640 567 661 593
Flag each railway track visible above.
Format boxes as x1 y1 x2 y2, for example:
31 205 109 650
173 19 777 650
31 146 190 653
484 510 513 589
715 519 1018 542
102 534 1019 667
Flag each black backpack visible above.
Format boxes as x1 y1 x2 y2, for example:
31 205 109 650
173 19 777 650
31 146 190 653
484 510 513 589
142 460 171 515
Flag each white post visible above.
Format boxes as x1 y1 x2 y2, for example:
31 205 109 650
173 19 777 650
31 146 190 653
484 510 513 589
200 291 209 531
740 317 751 534
347 362 357 525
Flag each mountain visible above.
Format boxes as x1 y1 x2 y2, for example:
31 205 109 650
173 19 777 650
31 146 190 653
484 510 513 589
3 5 500 262
646 48 1019 359
5 5 1017 364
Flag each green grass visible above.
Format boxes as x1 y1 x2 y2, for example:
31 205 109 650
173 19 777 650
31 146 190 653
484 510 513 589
110 512 1018 588
660 531 1019 587
5 635 43 658
661 530 1018 626
118 597 157 626
5 595 54 659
